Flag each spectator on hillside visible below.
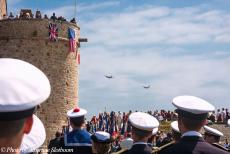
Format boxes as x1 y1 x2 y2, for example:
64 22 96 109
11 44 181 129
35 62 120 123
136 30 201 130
8 12 14 19
222 108 226 123
209 111 216 123
44 14 49 19
217 109 223 123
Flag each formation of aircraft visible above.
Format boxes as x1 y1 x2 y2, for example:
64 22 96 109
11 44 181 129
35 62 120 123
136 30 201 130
104 74 151 89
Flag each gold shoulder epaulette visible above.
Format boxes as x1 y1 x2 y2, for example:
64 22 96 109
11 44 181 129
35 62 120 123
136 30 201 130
212 143 229 152
152 141 175 154
152 147 160 154
112 148 128 154
160 141 175 150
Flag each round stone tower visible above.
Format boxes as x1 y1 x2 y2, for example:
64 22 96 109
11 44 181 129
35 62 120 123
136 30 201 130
0 18 80 145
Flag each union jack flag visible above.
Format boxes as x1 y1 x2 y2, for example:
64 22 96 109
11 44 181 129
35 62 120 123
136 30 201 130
49 23 58 41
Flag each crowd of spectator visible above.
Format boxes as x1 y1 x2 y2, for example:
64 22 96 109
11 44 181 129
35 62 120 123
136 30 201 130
208 108 230 124
48 108 229 153
1 10 77 24
85 110 177 137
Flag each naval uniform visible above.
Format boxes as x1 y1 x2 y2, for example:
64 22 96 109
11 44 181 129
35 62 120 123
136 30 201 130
56 128 93 154
212 143 229 152
123 142 152 154
159 131 229 154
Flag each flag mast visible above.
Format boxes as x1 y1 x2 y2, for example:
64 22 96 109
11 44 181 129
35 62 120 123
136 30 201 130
74 0 77 20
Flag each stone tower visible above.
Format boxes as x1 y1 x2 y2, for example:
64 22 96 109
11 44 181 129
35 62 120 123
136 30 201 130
0 18 81 145
0 0 7 19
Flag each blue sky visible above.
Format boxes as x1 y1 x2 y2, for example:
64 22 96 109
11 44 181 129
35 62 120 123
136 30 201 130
8 0 230 119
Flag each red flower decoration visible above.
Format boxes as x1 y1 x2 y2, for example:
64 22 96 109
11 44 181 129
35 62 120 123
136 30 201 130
73 108 80 112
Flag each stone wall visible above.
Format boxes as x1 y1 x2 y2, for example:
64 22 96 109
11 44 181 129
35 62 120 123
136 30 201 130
0 19 80 146
0 0 7 19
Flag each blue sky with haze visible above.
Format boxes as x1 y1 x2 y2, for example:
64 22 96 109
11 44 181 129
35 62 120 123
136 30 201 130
8 0 230 119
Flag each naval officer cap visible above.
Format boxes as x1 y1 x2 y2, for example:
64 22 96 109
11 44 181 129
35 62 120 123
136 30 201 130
203 125 223 137
129 112 159 131
120 138 133 150
67 107 87 118
91 131 114 143
20 115 46 153
152 127 159 135
172 95 215 120
171 121 180 133
0 58 51 120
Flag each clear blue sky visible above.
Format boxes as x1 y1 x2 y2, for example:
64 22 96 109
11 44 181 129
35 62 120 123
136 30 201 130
8 0 230 119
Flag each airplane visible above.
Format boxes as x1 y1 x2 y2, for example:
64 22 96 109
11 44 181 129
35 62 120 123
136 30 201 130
143 85 150 89
104 75 113 79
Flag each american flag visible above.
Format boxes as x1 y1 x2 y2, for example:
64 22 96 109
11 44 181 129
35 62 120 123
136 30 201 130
68 28 76 52
49 23 58 41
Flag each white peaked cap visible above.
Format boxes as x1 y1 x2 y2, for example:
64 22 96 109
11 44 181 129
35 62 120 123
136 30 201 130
20 115 46 153
204 125 223 137
172 95 215 114
91 131 113 143
120 138 133 150
129 112 159 131
0 58 51 113
171 121 180 133
152 127 159 135
94 131 110 141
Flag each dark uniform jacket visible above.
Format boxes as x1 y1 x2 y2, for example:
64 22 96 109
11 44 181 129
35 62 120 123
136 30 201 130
159 136 229 154
123 143 152 154
49 129 93 154
212 143 229 152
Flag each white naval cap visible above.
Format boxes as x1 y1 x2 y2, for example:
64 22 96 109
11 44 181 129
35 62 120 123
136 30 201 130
172 95 215 120
152 127 159 135
0 58 51 120
203 125 223 137
228 119 230 127
67 107 87 118
171 121 180 133
129 112 159 131
120 138 133 150
91 131 113 143
20 115 46 153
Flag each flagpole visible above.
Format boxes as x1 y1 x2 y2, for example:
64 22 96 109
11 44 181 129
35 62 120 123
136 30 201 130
74 0 77 19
